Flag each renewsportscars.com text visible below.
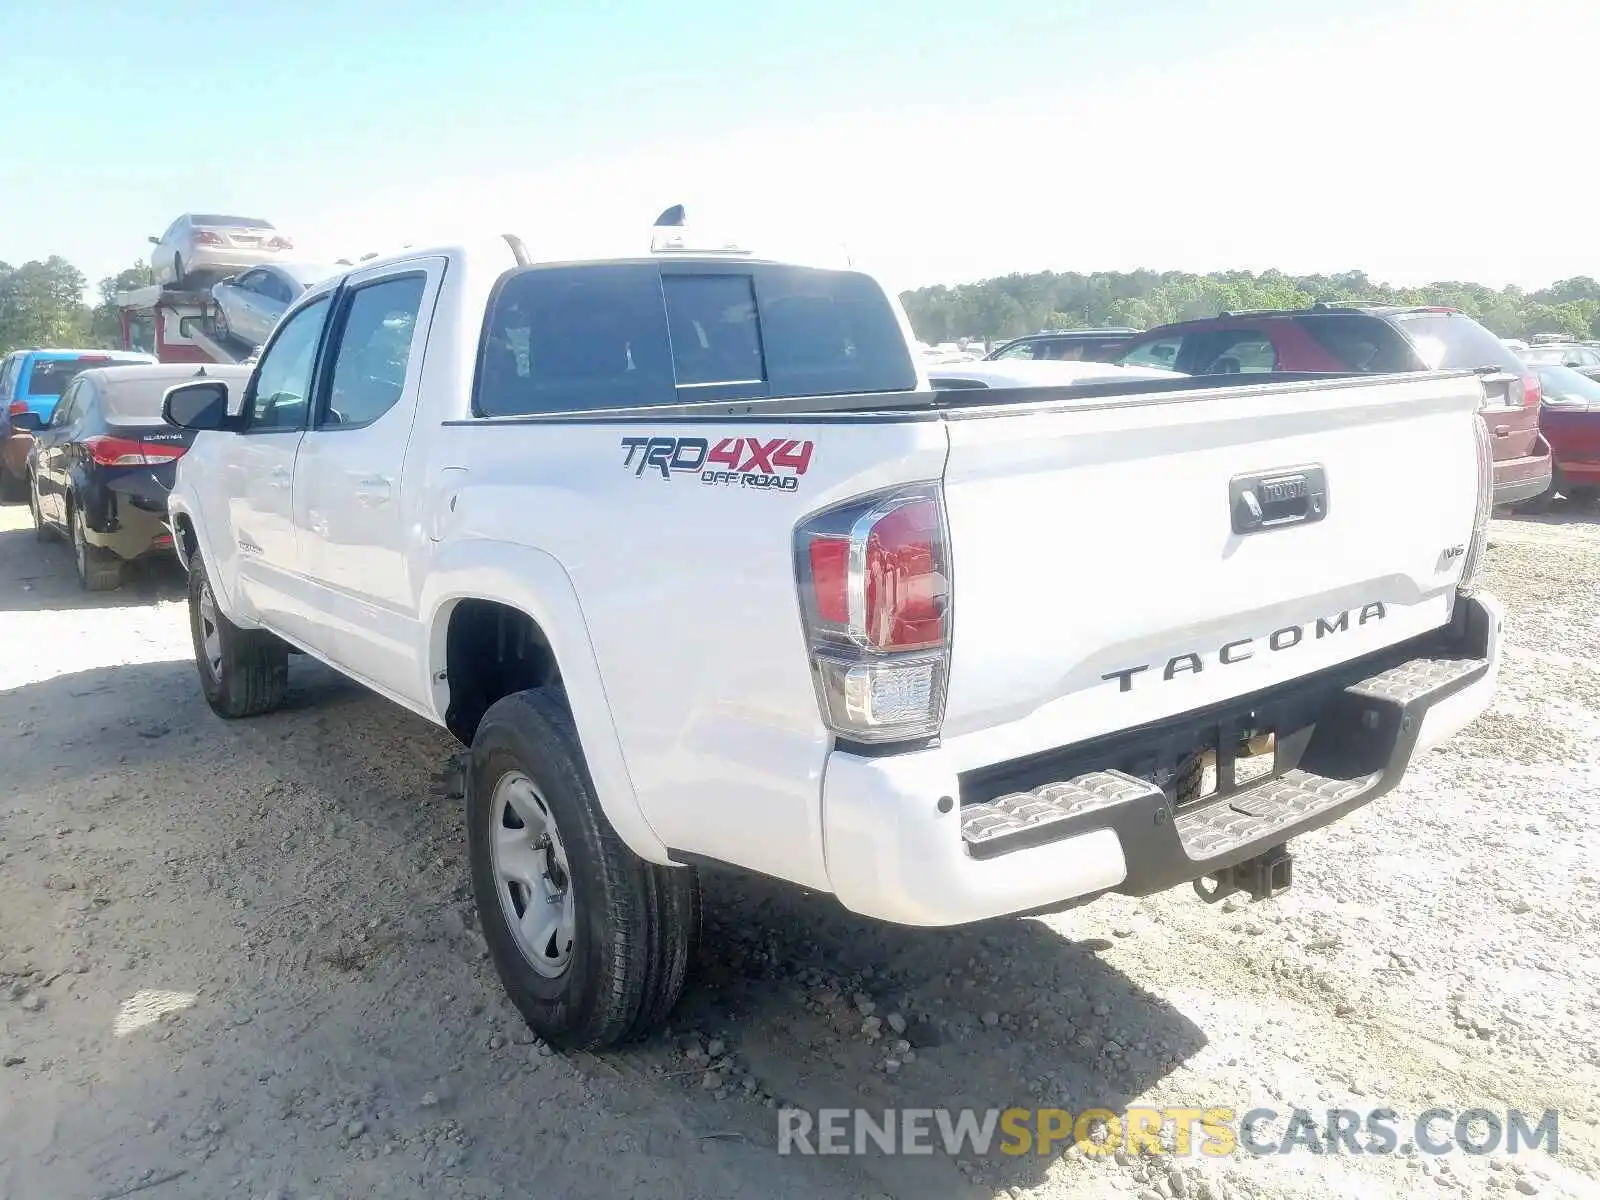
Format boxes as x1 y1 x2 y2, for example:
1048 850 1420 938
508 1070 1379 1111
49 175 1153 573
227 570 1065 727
776 1106 1560 1159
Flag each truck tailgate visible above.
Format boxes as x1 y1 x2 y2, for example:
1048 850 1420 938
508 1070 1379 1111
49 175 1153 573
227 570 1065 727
937 372 1484 762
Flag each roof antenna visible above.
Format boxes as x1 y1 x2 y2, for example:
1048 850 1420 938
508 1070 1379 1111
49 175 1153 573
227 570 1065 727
654 204 687 228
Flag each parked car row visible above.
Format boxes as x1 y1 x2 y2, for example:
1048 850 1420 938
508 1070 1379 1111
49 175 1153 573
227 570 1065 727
1100 304 1552 508
0 348 157 499
20 363 254 590
960 304 1564 510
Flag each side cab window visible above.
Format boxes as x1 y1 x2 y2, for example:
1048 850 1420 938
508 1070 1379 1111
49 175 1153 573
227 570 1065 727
242 295 334 432
315 272 429 430
52 380 85 428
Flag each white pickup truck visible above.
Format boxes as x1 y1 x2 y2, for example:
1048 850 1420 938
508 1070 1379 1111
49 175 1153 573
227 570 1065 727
162 223 1503 1050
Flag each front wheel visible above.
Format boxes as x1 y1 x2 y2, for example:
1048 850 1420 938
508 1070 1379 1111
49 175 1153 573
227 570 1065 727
187 556 289 717
467 689 699 1050
213 301 231 343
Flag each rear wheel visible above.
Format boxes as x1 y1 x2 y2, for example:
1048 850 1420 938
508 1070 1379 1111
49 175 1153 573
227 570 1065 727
188 556 289 717
467 688 698 1050
69 502 123 591
1567 485 1599 507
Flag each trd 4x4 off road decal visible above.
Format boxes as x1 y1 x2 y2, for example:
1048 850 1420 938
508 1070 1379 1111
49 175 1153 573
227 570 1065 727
620 436 814 492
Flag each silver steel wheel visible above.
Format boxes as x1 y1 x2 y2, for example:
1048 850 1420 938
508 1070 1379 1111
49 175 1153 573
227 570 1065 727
490 770 576 978
197 581 224 680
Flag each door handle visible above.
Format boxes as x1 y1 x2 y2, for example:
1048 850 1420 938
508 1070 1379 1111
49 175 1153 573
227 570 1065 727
1493 425 1510 437
268 466 291 489
355 476 392 506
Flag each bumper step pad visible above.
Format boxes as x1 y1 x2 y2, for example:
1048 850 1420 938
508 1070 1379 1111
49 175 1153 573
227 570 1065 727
960 771 1162 855
957 639 1490 884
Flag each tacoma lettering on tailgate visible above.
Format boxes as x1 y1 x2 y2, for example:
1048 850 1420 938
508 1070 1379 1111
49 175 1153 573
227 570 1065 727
1101 603 1388 693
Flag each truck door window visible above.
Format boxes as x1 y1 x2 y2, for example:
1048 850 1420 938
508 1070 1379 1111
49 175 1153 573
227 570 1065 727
318 274 426 429
246 296 331 432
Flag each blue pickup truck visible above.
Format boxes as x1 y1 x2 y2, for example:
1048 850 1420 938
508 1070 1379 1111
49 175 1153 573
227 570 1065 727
1 348 156 498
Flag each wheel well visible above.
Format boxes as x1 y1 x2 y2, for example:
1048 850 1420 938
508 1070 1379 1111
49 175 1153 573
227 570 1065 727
444 600 561 745
173 513 199 565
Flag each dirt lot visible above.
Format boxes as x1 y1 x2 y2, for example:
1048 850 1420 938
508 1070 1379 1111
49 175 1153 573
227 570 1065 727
2 503 1598 1200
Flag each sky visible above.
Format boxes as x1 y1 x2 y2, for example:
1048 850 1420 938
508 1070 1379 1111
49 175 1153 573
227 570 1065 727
1 0 1595 297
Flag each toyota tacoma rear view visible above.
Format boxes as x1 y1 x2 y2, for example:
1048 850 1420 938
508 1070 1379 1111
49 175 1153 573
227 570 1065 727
159 221 1503 1049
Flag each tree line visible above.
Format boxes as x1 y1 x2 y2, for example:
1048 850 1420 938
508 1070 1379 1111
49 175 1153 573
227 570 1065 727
900 269 1600 346
8 253 1600 357
0 258 154 356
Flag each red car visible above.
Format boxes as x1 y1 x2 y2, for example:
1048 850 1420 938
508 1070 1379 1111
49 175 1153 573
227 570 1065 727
1525 362 1600 506
1117 305 1552 507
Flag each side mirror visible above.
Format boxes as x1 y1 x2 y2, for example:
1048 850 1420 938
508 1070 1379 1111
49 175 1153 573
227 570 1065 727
163 380 234 432
9 412 42 433
148 235 161 245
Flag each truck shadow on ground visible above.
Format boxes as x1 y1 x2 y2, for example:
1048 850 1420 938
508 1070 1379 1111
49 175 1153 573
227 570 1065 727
1 657 1205 1200
0 527 187 612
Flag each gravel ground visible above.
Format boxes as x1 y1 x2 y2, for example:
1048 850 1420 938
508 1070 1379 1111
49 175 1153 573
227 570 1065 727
2 501 1598 1200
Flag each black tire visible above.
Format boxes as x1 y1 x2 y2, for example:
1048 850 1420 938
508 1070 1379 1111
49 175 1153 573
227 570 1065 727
0 469 25 504
69 502 123 592
28 474 53 542
467 689 697 1051
187 555 289 718
1567 485 1599 507
213 301 230 344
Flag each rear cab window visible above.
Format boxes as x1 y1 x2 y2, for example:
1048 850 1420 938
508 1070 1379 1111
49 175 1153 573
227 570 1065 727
474 261 917 416
25 356 116 398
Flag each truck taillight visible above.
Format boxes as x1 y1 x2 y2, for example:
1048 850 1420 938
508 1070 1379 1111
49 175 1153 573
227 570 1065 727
1520 372 1542 409
7 401 26 417
85 436 186 467
795 485 951 744
266 236 293 250
1457 413 1493 596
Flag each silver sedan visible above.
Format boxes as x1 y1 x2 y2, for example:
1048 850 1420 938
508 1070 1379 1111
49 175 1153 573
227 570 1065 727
148 213 295 287
211 263 343 349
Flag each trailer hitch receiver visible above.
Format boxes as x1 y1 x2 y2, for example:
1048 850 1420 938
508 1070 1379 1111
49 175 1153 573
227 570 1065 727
1193 844 1293 904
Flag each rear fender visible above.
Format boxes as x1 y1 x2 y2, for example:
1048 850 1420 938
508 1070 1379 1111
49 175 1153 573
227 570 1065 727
421 538 672 865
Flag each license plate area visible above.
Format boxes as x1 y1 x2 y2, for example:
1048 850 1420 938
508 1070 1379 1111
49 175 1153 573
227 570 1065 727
1172 725 1279 808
